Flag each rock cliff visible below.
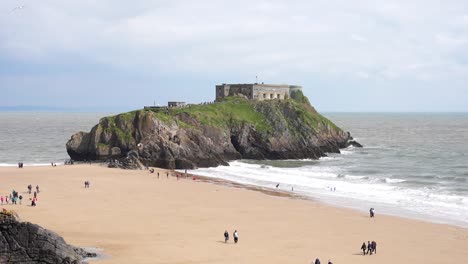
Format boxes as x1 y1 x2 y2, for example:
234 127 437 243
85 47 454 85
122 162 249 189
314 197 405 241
0 211 96 263
66 94 360 169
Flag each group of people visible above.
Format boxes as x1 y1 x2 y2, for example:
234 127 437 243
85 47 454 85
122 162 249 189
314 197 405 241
27 184 40 194
17 162 24 168
27 184 40 206
361 241 377 255
0 190 23 205
223 230 239 244
1 185 39 207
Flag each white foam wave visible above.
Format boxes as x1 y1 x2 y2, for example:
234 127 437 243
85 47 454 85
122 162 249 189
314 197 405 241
340 150 354 155
385 178 406 183
319 156 343 161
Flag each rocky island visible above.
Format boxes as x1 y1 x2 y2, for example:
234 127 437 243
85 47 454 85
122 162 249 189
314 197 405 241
66 87 361 169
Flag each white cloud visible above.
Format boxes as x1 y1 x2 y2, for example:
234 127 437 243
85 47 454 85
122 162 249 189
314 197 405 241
1 0 468 81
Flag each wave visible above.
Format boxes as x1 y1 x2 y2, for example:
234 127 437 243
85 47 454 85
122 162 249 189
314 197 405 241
384 178 406 183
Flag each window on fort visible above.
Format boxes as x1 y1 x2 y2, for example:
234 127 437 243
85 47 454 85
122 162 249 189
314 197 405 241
263 94 266 98
270 94 273 99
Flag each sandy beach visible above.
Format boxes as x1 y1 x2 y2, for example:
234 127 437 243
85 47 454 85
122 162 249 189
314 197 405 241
1 164 467 263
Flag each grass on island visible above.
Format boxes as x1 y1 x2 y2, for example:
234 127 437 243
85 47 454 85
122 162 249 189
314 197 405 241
98 91 342 139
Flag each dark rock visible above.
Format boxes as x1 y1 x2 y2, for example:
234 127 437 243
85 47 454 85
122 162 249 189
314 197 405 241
108 150 144 170
0 211 96 263
348 140 363 148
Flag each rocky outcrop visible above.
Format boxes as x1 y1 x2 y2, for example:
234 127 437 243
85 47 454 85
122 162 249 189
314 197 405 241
0 211 96 263
66 95 361 169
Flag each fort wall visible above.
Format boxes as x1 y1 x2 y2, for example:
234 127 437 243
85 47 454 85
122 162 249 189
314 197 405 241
216 83 302 101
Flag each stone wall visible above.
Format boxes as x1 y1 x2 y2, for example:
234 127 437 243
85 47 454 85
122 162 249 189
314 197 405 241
215 83 302 101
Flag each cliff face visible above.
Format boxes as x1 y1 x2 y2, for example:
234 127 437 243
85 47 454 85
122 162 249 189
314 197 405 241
0 211 95 263
66 95 358 169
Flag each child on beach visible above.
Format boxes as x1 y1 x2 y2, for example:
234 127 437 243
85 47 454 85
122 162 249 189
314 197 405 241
361 242 367 255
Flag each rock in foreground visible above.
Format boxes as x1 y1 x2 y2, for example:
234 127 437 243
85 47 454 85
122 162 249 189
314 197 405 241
0 211 96 263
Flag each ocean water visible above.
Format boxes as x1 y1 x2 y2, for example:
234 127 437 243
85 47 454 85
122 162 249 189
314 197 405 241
1 112 467 227
191 113 468 227
0 112 114 166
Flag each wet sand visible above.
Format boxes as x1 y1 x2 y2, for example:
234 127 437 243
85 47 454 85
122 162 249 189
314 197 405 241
1 164 467 263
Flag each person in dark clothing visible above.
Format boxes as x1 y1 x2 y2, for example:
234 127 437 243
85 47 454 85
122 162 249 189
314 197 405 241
224 230 229 243
371 241 377 254
367 241 372 255
328 260 333 264
276 183 280 188
314 258 321 264
27 184 32 194
361 242 367 255
369 208 375 218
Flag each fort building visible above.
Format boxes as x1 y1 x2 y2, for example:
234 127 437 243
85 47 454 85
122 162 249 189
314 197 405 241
215 83 303 101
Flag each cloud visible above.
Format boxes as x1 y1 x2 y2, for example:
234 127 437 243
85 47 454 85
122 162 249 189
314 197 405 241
1 0 467 79
1 0 468 110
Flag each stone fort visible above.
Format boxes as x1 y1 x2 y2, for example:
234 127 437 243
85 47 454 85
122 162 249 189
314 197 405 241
215 83 303 101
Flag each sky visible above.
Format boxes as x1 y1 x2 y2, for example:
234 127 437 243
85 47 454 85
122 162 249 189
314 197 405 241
1 0 468 112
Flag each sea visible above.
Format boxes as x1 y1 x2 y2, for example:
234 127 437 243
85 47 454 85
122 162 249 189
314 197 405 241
1 111 467 227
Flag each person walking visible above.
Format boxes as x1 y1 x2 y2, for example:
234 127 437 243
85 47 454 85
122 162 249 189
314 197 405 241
36 185 40 193
0 196 3 205
371 241 377 254
224 230 229 243
367 241 373 255
19 195 22 205
369 208 375 218
233 230 239 243
314 258 321 264
361 242 367 255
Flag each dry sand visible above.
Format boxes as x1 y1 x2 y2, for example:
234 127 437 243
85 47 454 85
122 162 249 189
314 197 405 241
1 164 467 263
